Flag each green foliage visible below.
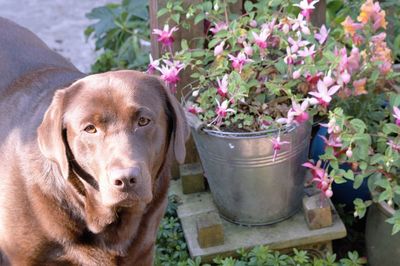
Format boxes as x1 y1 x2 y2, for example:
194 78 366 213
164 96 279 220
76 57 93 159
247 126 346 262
155 196 191 266
85 0 150 73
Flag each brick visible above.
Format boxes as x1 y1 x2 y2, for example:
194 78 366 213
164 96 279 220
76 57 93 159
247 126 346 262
180 163 205 194
303 193 333 230
196 212 224 248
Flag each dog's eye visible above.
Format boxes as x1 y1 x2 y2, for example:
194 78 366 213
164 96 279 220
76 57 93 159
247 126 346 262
84 124 97 134
138 117 151 127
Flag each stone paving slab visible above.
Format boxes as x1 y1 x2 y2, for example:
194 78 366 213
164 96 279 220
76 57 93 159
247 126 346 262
169 180 347 262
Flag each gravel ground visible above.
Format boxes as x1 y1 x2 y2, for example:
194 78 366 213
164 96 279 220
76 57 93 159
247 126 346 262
0 0 114 73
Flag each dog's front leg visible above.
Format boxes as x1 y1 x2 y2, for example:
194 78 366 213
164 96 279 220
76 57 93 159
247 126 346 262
60 244 117 266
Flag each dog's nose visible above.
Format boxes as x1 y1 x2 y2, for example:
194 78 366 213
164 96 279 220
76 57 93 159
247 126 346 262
109 167 140 191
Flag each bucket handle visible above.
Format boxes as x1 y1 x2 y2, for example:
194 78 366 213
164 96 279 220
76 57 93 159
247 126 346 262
185 111 206 133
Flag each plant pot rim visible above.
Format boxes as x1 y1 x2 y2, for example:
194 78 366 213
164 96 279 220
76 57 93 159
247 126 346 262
183 92 312 138
185 110 309 139
375 201 396 217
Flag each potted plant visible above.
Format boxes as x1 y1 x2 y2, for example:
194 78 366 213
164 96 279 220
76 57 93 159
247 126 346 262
303 0 399 264
149 0 387 225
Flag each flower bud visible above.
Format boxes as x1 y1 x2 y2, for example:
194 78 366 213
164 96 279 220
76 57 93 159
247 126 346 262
293 69 301 79
192 90 199 97
346 148 353 158
250 20 257 28
244 45 253 56
325 189 333 198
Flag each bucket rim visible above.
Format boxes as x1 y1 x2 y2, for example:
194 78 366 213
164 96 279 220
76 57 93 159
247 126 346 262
199 123 300 139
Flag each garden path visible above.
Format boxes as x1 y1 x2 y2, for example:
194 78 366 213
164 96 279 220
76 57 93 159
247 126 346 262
0 0 113 73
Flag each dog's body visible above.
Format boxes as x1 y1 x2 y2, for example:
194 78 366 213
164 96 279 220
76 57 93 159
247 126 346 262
0 18 188 265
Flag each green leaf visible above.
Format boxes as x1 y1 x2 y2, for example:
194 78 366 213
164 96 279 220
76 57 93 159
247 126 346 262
181 39 189 50
125 0 149 20
375 178 390 189
370 69 380 84
208 38 221 49
353 198 370 218
244 1 254 12
319 146 336 160
350 119 366 133
344 170 354 181
86 6 119 37
194 13 205 25
370 154 385 165
157 7 169 18
171 13 180 24
383 123 399 135
354 174 365 189
386 211 400 235
378 189 392 202
274 60 287 75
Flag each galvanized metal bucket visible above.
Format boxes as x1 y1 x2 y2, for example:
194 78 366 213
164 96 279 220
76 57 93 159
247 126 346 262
187 112 311 225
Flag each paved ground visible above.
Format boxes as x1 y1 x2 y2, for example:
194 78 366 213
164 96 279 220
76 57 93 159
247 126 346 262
0 0 113 73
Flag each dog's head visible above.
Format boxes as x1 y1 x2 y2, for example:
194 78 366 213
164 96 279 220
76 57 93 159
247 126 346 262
37 70 189 232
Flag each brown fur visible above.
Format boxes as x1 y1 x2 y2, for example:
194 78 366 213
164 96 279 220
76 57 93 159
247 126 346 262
0 17 189 265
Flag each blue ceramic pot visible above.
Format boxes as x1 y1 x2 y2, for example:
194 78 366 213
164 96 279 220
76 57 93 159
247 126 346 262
309 126 371 209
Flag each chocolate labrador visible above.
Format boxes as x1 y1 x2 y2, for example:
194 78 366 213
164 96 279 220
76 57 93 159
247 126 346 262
0 17 188 265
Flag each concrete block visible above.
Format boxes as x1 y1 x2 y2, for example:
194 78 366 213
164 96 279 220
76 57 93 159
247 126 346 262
180 163 205 194
196 212 224 248
303 193 333 230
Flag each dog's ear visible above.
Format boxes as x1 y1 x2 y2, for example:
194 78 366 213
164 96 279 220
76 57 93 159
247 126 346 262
159 81 190 164
37 90 69 179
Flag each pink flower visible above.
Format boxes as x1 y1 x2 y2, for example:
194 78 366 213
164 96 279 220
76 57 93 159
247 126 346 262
210 22 228 34
387 140 400 152
209 99 235 126
214 41 225 56
146 54 160 74
320 118 340 134
188 105 203 114
298 45 316 58
306 72 323 89
314 25 330 44
271 135 290 161
380 62 392 75
293 69 302 79
393 106 400 126
319 134 342 148
294 0 319 21
284 47 297 65
338 69 351 85
287 100 310 125
216 74 229 97
288 34 309 53
336 47 348 73
243 42 253 56
252 28 269 49
156 60 185 93
228 52 253 73
323 75 335 87
152 25 178 48
303 160 333 198
309 80 340 107
347 47 360 74
352 34 365 46
289 14 311 35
